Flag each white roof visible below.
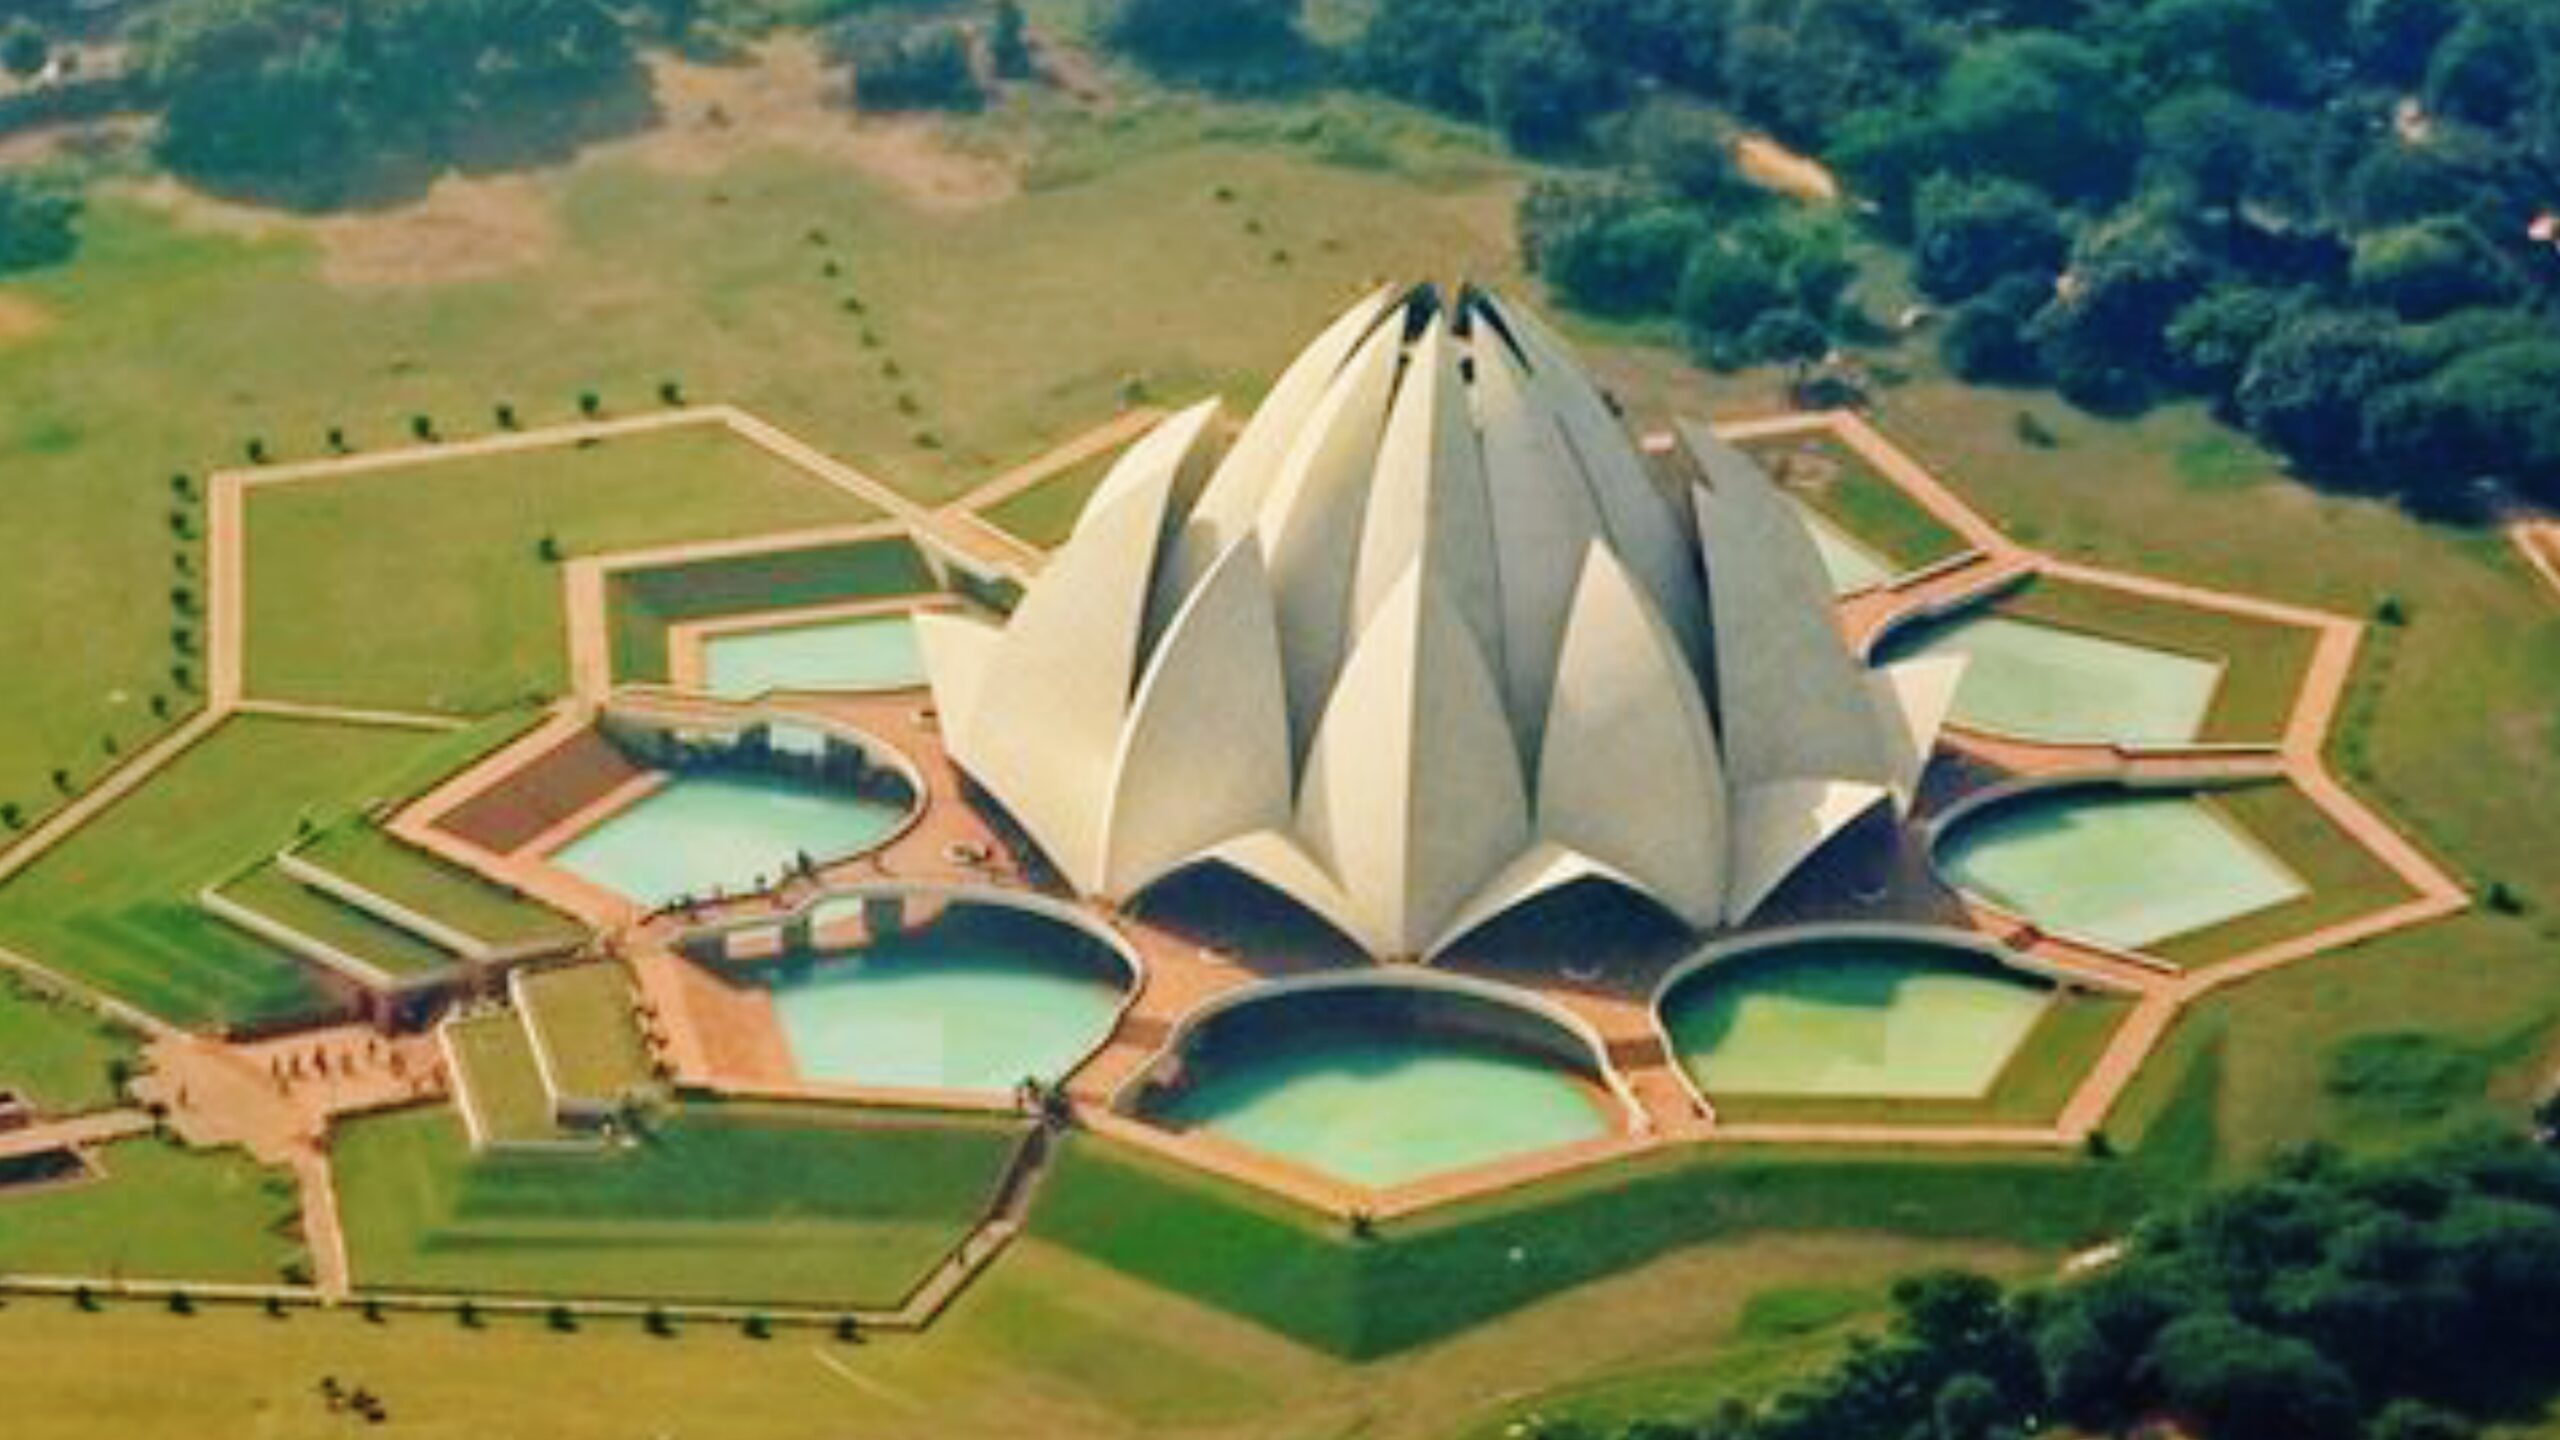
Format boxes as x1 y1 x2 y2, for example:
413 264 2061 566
926 286 1960 960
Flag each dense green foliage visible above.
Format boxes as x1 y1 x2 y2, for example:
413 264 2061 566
132 0 638 199
1097 0 1304 81
1352 0 2560 510
827 13 982 112
1524 1132 2560 1440
0 170 79 274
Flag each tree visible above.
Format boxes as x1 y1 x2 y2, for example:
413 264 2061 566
1541 203 1706 315
2144 1312 2362 1440
2352 0 2462 83
1939 274 2049 383
1356 0 1502 114
2166 285 2292 392
1912 174 2067 302
989 0 1033 79
1676 239 1785 344
837 19 982 113
0 171 80 274
1742 307 1828 366
1932 32 2140 203
2369 1399 2479 1440
2 17 48 79
1618 100 1742 205
2349 219 2512 320
2145 89 2273 213
1480 24 1620 153
2030 213 2213 408
2131 0 2309 101
1102 0 1300 74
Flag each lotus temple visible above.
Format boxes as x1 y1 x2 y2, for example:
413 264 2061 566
15 281 2458 1234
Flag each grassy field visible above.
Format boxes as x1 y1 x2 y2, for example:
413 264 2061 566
298 822 586 950
1699 990 2135 1129
0 973 140 1115
244 425 878 713
1737 431 1971 572
0 1137 300 1282
607 535 934 683
516 963 654 1103
336 1103 1022 1306
977 444 1126 548
446 1012 558 1144
214 860 459 979
2147 782 2421 969
0 716 447 1030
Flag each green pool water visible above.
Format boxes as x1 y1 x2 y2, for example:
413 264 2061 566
768 911 1125 1094
1937 790 2307 949
550 772 904 906
703 614 923 699
1152 1005 1610 1188
1662 939 2052 1098
1880 613 2220 743
1794 501 1894 595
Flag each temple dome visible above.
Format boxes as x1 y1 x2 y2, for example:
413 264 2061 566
919 284 1962 960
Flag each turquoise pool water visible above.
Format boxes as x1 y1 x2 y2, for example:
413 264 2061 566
1880 613 2220 744
1152 1000 1610 1188
1937 790 2307 949
550 772 904 906
1661 939 2052 1098
1794 500 1894 595
702 614 923 699
767 911 1125 1093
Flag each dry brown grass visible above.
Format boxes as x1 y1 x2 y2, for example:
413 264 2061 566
0 291 55 345
1734 134 1841 203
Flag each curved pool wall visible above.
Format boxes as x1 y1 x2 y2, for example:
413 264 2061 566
1652 925 2080 1106
1127 973 1638 1190
1928 779 2309 952
701 611 927 699
1865 588 2224 747
677 883 1145 1103
551 710 927 908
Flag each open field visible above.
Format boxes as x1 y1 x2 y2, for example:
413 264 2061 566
299 822 585 950
335 1103 1021 1306
0 973 139 1115
978 444 1127 547
244 425 878 713
1737 430 1970 573
0 716 446 1029
0 1137 299 1282
516 963 653 1102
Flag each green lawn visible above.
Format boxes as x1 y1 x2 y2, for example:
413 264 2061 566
1700 991 2135 1129
244 425 877 713
298 822 586 951
446 1012 558 1145
607 535 934 683
213 860 459 980
1032 1042 2213 1358
516 963 655 1104
1737 431 1970 572
0 973 141 1115
336 1103 1022 1306
1991 574 2321 743
0 1137 300 1283
978 445 1126 548
0 716 448 1030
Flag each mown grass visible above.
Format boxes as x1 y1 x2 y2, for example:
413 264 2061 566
299 822 585 950
0 972 141 1115
244 425 876 713
1738 431 1969 572
336 1103 1021 1306
1700 991 2134 1129
446 1012 558 1144
977 445 1124 548
214 860 458 979
606 535 933 683
0 716 445 1030
1032 1043 2216 1358
516 963 654 1103
0 1137 300 1282
2147 782 2421 969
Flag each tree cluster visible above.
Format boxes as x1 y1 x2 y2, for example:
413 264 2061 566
1353 0 2560 510
0 169 80 274
132 0 638 196
827 12 982 113
1097 0 1306 84
1530 1133 2560 1440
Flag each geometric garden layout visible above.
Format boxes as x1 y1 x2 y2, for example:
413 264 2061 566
0 336 2467 1325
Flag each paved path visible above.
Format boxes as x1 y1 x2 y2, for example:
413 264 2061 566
2512 517 2560 603
232 699 472 732
0 1108 154 1163
938 406 1163 515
